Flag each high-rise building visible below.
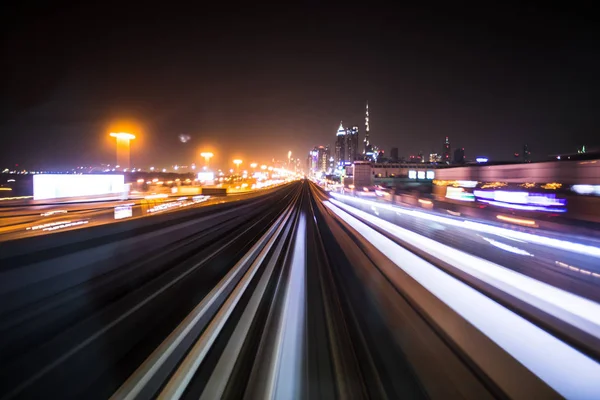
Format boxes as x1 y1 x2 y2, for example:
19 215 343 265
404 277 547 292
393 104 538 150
335 122 346 167
363 102 376 161
311 145 330 174
308 150 318 174
364 102 371 155
453 147 465 164
346 125 359 162
442 136 451 163
390 147 399 162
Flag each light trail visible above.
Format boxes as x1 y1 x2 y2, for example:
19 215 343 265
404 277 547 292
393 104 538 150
324 199 600 399
496 214 537 226
480 236 534 256
329 199 600 339
271 213 306 400
330 192 600 258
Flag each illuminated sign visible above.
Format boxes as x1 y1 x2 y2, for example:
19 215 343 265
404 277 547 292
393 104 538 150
114 204 133 219
33 174 125 200
476 157 489 163
197 172 215 181
408 170 417 179
417 171 425 179
426 171 435 180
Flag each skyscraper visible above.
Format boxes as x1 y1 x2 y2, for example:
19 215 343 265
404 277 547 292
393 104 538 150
442 136 451 163
453 147 465 164
364 102 371 155
335 122 346 167
346 125 359 162
363 102 376 161
390 147 399 162
312 145 330 174
321 146 330 173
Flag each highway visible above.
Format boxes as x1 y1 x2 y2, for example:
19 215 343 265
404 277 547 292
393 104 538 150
1 180 600 399
0 187 283 241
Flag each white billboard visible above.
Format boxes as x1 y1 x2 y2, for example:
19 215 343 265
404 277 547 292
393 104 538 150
197 172 215 181
33 174 125 200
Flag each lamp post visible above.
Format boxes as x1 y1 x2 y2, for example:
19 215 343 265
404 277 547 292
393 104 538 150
233 159 242 174
200 152 214 169
109 132 135 170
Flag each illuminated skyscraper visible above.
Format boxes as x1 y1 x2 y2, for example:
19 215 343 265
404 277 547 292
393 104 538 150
319 146 330 173
442 136 451 163
309 145 330 175
363 102 376 161
335 122 346 167
364 102 371 155
346 125 359 162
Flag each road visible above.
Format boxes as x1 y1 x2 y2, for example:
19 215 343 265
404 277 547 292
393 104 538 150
0 186 285 241
1 180 599 399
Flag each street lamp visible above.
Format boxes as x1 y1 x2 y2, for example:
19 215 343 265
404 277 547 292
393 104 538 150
261 165 267 170
250 163 258 169
200 152 214 169
109 132 136 170
233 159 242 175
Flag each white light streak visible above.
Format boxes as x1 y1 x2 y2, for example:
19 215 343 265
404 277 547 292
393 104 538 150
330 193 600 259
480 236 534 256
329 197 600 338
324 200 600 399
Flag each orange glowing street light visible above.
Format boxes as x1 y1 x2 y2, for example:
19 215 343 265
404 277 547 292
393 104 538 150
261 165 267 170
109 132 136 170
233 159 242 174
250 163 258 169
200 152 214 168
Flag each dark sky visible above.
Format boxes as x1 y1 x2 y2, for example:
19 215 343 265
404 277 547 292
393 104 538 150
1 2 598 169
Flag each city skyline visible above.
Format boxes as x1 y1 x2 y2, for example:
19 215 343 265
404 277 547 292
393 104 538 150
1 4 598 168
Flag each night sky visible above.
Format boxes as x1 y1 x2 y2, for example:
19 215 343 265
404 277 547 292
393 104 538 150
1 3 598 169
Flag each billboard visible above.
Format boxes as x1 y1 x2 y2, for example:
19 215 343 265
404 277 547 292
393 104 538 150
197 172 215 182
33 174 125 200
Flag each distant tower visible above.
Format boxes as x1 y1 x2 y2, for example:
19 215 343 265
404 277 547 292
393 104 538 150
346 125 359 162
335 121 346 167
453 147 465 164
442 136 451 163
364 102 370 154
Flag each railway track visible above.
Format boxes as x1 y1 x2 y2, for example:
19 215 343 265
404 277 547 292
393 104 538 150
1 180 598 399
